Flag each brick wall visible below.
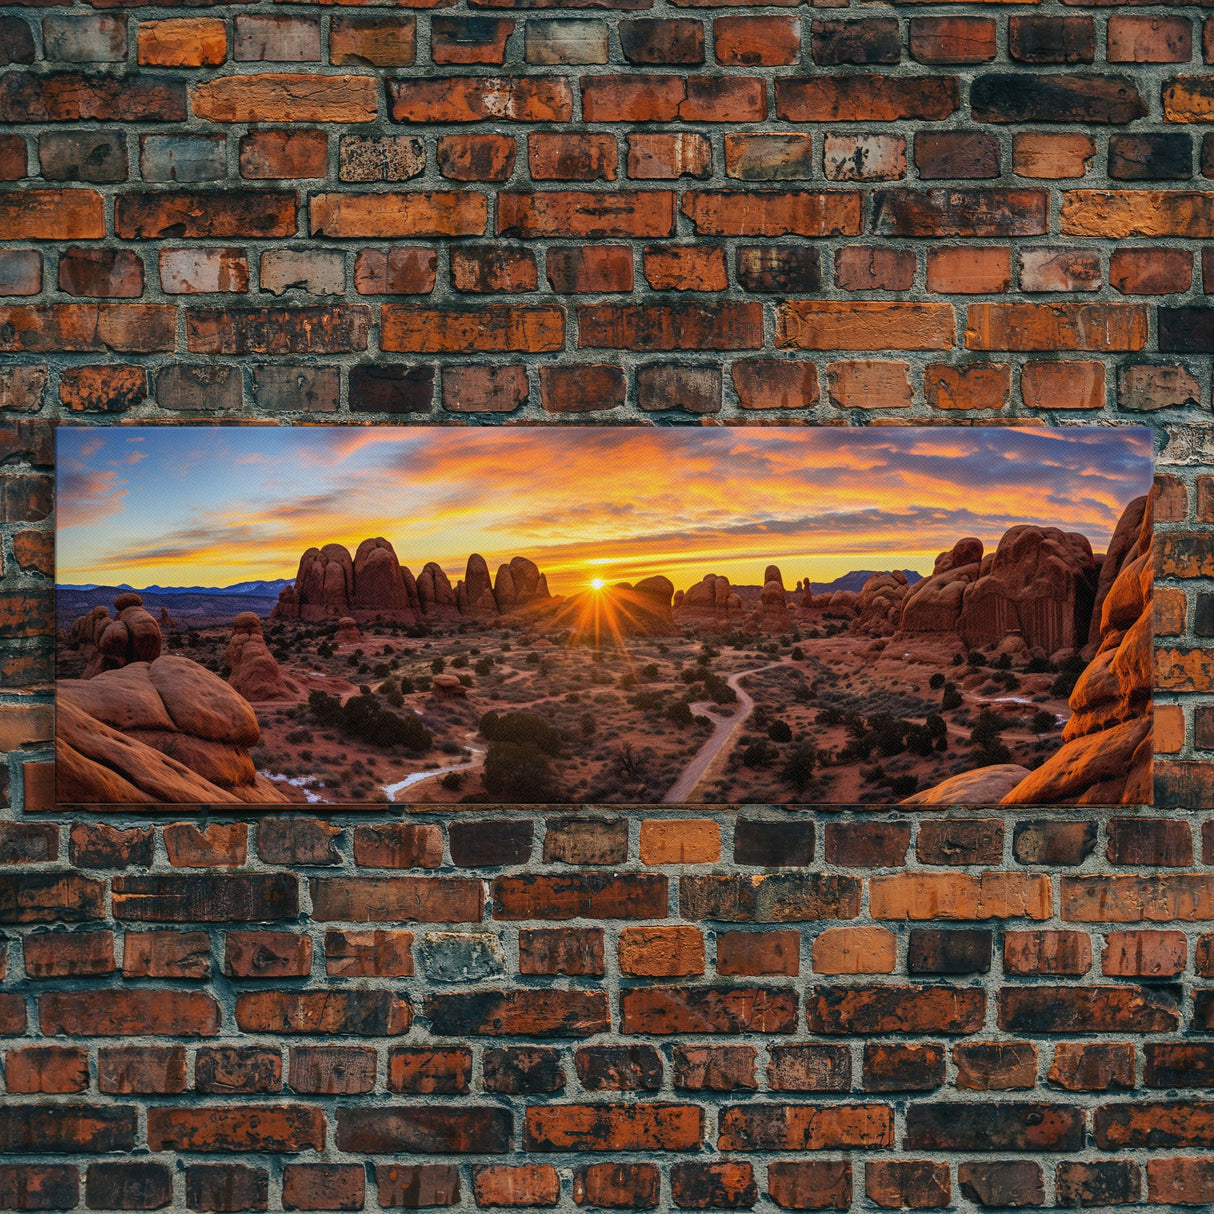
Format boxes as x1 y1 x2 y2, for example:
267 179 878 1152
3 0 1214 1208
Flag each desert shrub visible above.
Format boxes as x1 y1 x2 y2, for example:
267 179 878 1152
342 694 432 751
439 772 463 791
993 653 1012 671
580 712 597 738
483 741 563 801
666 701 694 727
929 673 946 690
1031 709 1058 734
743 741 777 768
967 651 987 666
474 656 493 677
816 705 846 727
308 690 343 725
941 683 963 711
630 690 666 712
285 728 312 745
767 719 793 743
430 656 445 674
781 745 817 790
479 710 563 757
640 663 660 681
952 653 964 666
968 707 1012 766
1051 671 1079 699
889 774 919 798
1024 656 1055 674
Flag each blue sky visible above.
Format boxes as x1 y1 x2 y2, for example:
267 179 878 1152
56 425 1154 593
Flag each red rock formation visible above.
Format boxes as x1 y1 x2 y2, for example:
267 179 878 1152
57 654 288 804
288 543 355 620
225 611 296 702
675 574 742 623
1002 493 1153 806
80 593 163 678
900 539 984 635
1085 493 1148 653
353 537 414 618
417 561 459 619
458 553 498 619
852 571 911 636
901 764 1032 806
957 525 1098 657
335 617 362 645
430 673 467 699
746 567 795 633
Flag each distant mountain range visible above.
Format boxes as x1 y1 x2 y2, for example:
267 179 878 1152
809 570 923 594
60 579 293 598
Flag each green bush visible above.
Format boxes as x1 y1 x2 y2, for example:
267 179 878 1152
479 710 563 756
483 741 563 801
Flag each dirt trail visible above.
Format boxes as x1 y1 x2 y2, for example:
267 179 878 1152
662 660 787 803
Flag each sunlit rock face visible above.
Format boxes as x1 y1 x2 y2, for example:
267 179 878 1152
69 592 163 679
58 654 288 804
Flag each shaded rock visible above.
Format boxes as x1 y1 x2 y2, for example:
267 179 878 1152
852 571 910 636
81 593 162 678
901 764 1032 806
417 561 458 618
957 526 1099 654
1086 494 1147 651
335 617 362 645
225 611 295 702
764 565 785 589
431 673 467 699
292 543 354 620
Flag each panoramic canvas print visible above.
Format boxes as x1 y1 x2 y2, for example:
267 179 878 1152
55 425 1154 808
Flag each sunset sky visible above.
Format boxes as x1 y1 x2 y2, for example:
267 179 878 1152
56 426 1154 595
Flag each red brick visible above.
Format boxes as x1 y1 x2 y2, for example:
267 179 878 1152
427 990 608 1038
236 990 411 1035
150 1106 324 1153
926 246 1011 294
339 1107 509 1155
966 302 1148 351
1048 1041 1135 1092
1055 1161 1140 1206
627 132 711 180
1014 132 1096 180
536 364 622 413
643 244 727 292
0 71 185 123
225 931 313 978
353 822 443 868
916 131 1000 179
193 73 375 122
1021 361 1105 410
827 360 913 409
583 74 764 123
138 18 226 67
835 247 915 292
117 190 296 239
732 360 818 410
619 925 705 977
865 1161 950 1210
909 17 995 64
1110 247 1192 295
683 190 860 237
388 1046 471 1094
863 1043 946 1093
436 133 516 182
717 930 800 977
187 305 368 355
381 304 562 353
807 986 985 1035
322 930 412 979
500 190 673 238
59 364 147 413
0 304 173 353
330 15 415 66
288 1047 375 1096
527 1104 702 1152
1102 930 1187 977
353 247 437 295
518 927 605 976
671 1162 756 1210
546 246 633 293
1000 985 1179 1033
813 927 898 975
578 302 762 350
1108 15 1193 63
452 245 537 293
573 1162 659 1209
1154 474 1189 522
673 1046 756 1094
375 1165 460 1209
767 1044 850 1093
390 76 571 123
767 1161 851 1211
196 1046 282 1095
925 362 1010 411
23 930 114 977
431 16 510 64
777 75 956 122
1107 818 1193 866
474 1165 560 1209
311 192 485 238
528 131 616 181
282 1165 364 1212
720 1104 892 1152
185 1165 268 1213
123 930 210 979
5 1045 88 1094
620 19 703 66
726 133 815 182
715 16 799 65
954 1042 1038 1091
1148 1159 1214 1205
40 989 220 1037
442 364 528 413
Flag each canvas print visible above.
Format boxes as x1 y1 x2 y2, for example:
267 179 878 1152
55 425 1154 808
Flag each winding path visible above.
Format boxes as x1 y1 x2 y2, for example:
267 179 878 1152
662 660 788 803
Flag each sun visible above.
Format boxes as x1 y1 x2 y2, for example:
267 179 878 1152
590 577 606 590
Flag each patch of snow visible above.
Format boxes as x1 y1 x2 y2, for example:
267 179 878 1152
261 772 326 804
